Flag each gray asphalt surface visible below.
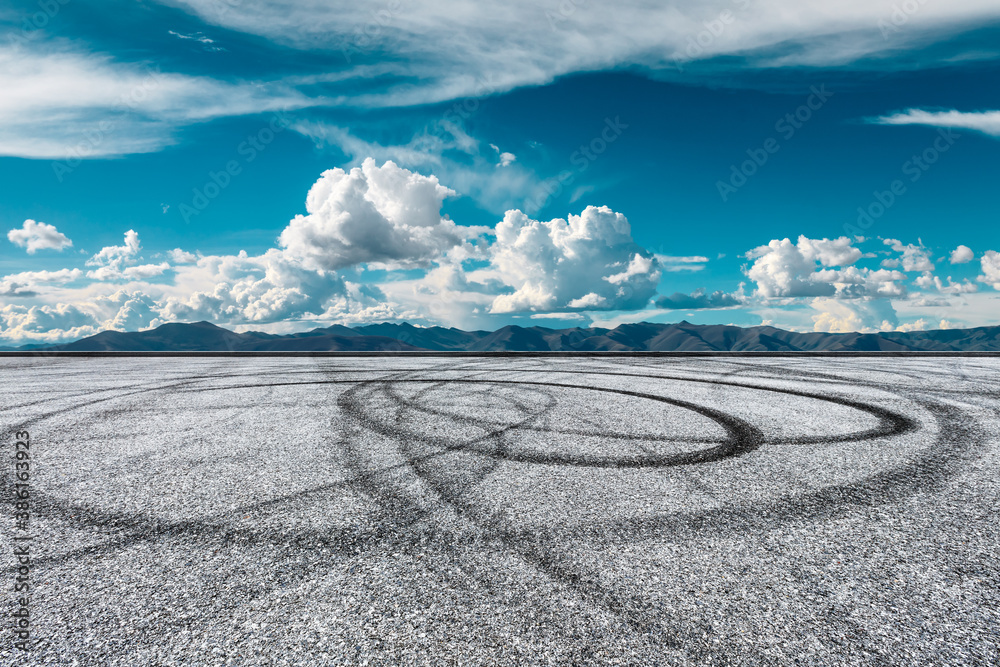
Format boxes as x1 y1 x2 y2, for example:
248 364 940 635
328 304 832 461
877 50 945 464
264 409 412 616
2 356 999 666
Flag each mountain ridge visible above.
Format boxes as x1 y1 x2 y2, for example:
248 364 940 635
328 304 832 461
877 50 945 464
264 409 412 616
3 320 998 352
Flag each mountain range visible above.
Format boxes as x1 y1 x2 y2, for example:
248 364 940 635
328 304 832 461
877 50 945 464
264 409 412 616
2 320 999 352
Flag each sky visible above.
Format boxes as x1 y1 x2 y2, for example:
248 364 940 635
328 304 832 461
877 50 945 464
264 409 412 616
1 0 999 344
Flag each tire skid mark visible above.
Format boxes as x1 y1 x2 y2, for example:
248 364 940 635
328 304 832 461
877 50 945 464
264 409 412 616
2 358 991 661
345 378 765 468
577 397 982 546
203 369 917 448
340 372 692 645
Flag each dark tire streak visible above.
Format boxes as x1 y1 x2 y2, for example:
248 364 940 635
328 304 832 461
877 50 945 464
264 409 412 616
1 357 987 662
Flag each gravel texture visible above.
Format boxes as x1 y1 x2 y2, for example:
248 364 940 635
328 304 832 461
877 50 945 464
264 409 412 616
2 356 999 666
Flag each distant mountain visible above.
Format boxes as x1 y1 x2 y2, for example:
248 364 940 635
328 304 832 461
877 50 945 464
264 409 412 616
5 320 1000 352
41 321 422 352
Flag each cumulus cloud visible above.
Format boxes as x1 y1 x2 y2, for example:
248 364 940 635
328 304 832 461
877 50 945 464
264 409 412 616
894 318 930 333
0 268 85 300
159 249 380 324
655 288 744 310
874 109 1000 137
278 159 481 271
7 220 73 254
914 273 978 294
979 250 1000 290
487 205 661 313
0 282 36 298
292 122 541 213
2 268 83 285
84 230 170 281
88 230 141 266
490 144 516 167
0 290 162 344
883 238 934 272
744 235 864 298
950 245 975 264
810 297 898 333
168 248 199 264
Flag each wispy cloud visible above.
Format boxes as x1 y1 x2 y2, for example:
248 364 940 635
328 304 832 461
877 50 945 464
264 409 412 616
292 121 542 212
873 109 1000 137
0 42 317 159
161 0 1000 107
167 30 226 52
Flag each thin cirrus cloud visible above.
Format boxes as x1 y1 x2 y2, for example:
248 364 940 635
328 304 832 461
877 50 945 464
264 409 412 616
0 42 318 159
873 109 1000 137
5 2 1000 161
159 0 1000 105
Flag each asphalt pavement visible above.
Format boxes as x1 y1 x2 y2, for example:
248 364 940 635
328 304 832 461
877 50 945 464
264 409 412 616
2 356 998 665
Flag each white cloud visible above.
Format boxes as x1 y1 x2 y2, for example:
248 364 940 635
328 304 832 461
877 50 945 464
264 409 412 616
656 255 710 264
914 272 978 294
874 109 1000 137
810 297 898 333
81 229 170 281
490 144 516 167
979 250 1000 289
884 238 934 272
160 249 366 324
87 230 141 267
605 254 656 286
894 318 930 333
279 158 482 271
566 293 607 309
488 205 661 313
4 4 999 161
655 254 710 272
7 220 72 253
291 122 540 213
0 43 312 159
655 287 745 310
950 244 974 264
167 30 224 52
162 1 1000 108
0 268 84 299
0 282 35 298
744 235 865 298
82 230 169 281
168 248 199 264
0 290 161 344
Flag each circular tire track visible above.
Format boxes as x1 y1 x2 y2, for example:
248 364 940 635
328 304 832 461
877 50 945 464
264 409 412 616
3 357 994 664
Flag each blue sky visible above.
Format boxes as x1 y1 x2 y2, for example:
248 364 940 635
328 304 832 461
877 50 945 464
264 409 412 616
2 0 999 343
